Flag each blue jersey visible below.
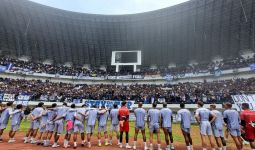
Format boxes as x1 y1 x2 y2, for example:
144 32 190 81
211 110 223 130
0 107 12 125
195 108 212 121
74 108 86 125
31 107 44 120
11 110 24 126
160 108 172 128
177 108 191 129
223 109 240 130
148 109 160 125
87 109 98 126
134 108 146 127
65 109 76 121
98 110 108 126
56 106 69 121
110 108 119 125
47 109 57 122
41 110 48 124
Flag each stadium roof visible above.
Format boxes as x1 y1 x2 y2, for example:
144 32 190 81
29 0 190 15
1 0 254 67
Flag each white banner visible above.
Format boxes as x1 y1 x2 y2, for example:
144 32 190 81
83 99 135 110
231 94 255 111
17 94 31 101
107 75 133 80
3 94 15 102
15 100 29 106
132 75 144 79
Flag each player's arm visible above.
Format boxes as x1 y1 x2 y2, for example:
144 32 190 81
49 112 57 122
98 109 107 115
29 112 36 121
194 110 200 124
79 111 89 117
223 114 229 127
209 112 216 124
176 111 181 122
34 111 45 120
9 109 21 115
223 117 228 123
74 115 82 121
223 111 228 125
42 110 48 115
20 112 25 122
47 107 56 111
0 107 6 113
74 112 82 121
53 113 66 122
53 116 65 122
35 113 43 120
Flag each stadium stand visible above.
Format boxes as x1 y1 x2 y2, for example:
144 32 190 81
0 77 254 104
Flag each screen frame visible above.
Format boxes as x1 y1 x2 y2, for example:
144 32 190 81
111 50 141 66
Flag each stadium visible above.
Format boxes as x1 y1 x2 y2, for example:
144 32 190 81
0 0 255 149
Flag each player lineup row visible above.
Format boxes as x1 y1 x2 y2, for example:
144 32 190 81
0 101 254 150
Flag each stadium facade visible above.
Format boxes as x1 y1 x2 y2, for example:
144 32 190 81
0 0 254 67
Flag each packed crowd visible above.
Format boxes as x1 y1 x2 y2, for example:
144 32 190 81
0 57 107 77
0 55 254 77
160 55 255 76
0 77 255 103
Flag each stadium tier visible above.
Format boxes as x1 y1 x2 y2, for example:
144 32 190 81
0 0 255 67
0 77 254 104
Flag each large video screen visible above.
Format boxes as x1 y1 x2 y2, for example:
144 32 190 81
115 52 138 63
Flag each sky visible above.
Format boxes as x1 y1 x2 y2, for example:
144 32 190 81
29 0 190 15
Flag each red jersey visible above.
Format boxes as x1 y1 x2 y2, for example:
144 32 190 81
240 110 255 128
119 106 130 132
240 109 255 140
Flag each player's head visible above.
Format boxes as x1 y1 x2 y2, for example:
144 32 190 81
113 103 118 109
241 103 249 110
6 101 13 107
101 105 106 109
210 104 216 110
81 104 86 108
71 104 75 108
51 103 57 108
197 101 204 108
152 103 157 108
121 101 127 106
163 102 167 108
180 103 185 109
38 102 44 107
138 102 143 108
63 102 67 106
224 102 232 109
16 104 23 109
